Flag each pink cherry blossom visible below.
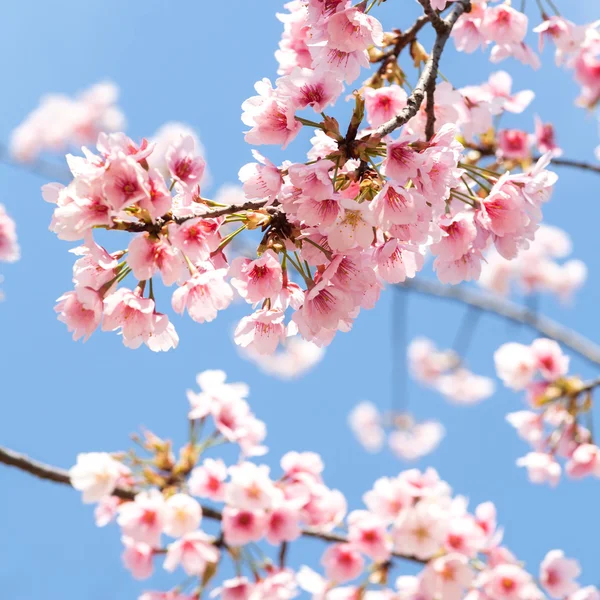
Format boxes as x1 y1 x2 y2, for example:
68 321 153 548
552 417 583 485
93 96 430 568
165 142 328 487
102 287 157 349
540 550 581 599
266 504 302 545
55 287 103 342
117 490 166 546
226 462 277 511
321 543 364 583
392 501 447 560
347 510 392 562
497 129 531 160
325 6 383 53
565 444 600 479
222 507 268 546
234 308 287 355
163 531 219 576
163 493 202 538
482 564 532 600
230 250 283 303
166 135 206 190
122 537 154 580
480 5 528 45
103 154 150 211
389 417 445 461
189 458 228 501
238 150 283 203
69 452 127 503
172 267 233 323
242 79 302 149
365 85 408 128
127 234 185 286
421 553 474 600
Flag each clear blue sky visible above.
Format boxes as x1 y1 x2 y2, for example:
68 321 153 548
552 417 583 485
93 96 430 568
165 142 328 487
1 1 599 598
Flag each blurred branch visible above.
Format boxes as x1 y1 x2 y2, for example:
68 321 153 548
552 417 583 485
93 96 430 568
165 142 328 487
400 279 600 368
0 445 425 564
0 143 71 183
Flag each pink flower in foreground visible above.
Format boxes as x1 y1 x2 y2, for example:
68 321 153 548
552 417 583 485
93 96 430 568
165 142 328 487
230 250 283 303
540 550 581 599
480 4 528 45
172 267 233 323
234 308 287 355
163 493 202 538
226 462 277 511
55 287 103 342
163 531 219 576
127 234 184 286
117 490 166 546
365 85 408 128
122 537 154 580
266 504 302 545
347 510 392 562
102 287 156 349
103 154 150 211
392 501 447 560
166 135 206 190
321 543 364 583
497 129 531 160
325 6 383 53
188 458 228 501
421 553 474 600
482 564 532 600
222 507 268 546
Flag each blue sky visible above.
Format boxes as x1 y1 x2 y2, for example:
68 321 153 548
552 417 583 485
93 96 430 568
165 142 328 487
1 1 599 598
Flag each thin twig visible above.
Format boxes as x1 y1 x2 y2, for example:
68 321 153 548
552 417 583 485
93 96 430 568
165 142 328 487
0 445 425 564
399 279 600 368
369 0 472 139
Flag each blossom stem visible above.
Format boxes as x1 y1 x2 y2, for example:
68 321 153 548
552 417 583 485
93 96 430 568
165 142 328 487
214 225 246 253
295 116 325 130
302 237 333 261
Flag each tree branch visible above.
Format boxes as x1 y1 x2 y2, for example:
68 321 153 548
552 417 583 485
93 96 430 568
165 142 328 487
467 143 600 175
399 279 600 368
370 0 471 139
0 445 425 564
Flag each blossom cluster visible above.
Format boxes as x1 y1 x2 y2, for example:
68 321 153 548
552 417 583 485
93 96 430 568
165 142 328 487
42 0 562 354
10 82 125 162
479 224 587 302
68 368 596 600
495 338 600 486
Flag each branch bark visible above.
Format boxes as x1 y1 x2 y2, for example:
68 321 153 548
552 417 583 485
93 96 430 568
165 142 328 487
370 0 472 139
399 279 600 368
0 445 424 564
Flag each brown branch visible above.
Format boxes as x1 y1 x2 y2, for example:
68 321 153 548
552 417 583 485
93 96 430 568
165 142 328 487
374 15 431 77
370 0 471 139
0 445 425 564
399 279 600 368
416 0 447 33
